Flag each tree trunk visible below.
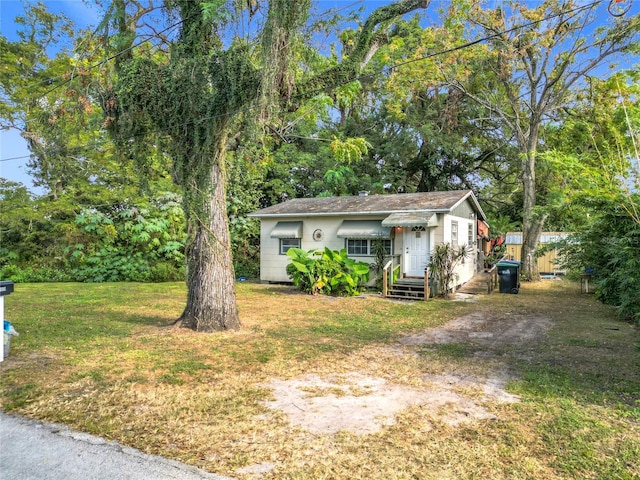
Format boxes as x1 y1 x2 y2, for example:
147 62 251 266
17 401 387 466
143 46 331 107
520 147 537 280
520 145 548 281
178 143 240 332
519 110 547 281
521 216 545 281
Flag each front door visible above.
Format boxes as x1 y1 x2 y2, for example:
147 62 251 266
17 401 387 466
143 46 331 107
404 227 429 277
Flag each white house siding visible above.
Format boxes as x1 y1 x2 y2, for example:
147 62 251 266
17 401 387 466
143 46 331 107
433 214 445 245
442 211 476 287
391 227 403 257
253 192 487 287
429 227 436 268
259 216 392 283
259 219 289 282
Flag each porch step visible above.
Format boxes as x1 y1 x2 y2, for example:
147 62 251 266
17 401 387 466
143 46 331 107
386 294 424 300
387 282 427 300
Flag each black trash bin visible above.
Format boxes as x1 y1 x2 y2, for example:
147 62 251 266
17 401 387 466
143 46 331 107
497 260 521 294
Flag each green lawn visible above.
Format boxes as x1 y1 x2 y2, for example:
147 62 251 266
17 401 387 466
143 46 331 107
1 280 638 479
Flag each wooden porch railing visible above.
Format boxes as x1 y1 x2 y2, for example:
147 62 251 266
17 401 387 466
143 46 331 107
423 266 430 300
382 259 393 297
382 257 430 300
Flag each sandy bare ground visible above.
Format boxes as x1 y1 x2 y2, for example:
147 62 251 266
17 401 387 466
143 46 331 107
398 310 553 351
260 305 552 437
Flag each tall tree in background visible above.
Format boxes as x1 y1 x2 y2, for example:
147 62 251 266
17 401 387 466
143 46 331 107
0 3 175 201
371 13 516 194
450 0 640 279
540 70 640 228
107 0 430 331
0 4 182 280
0 4 75 196
549 69 640 322
259 11 516 199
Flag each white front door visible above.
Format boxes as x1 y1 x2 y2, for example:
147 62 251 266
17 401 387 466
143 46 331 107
404 227 429 277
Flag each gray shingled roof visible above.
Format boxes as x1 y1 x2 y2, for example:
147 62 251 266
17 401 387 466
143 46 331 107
249 190 485 219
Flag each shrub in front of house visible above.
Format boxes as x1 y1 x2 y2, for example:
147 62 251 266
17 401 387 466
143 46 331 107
429 243 470 299
286 247 370 296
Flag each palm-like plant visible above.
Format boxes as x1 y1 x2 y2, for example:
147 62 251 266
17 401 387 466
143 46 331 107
429 243 470 299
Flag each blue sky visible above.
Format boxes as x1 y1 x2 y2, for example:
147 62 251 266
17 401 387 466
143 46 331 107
1 0 638 193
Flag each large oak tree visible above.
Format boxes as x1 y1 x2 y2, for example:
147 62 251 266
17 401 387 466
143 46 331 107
450 0 639 279
106 0 429 331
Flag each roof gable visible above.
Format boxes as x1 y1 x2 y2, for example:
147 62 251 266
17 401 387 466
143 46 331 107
250 190 485 220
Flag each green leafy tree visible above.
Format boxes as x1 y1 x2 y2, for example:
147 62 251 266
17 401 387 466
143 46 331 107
0 4 184 284
0 178 82 279
259 10 512 201
450 0 640 280
543 69 640 322
368 13 513 194
0 3 74 152
106 0 431 331
226 146 262 278
561 195 640 324
66 193 185 282
0 179 186 282
0 4 144 200
0 180 40 267
541 70 640 223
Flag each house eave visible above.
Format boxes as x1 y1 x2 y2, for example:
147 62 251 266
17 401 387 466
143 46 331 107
248 209 452 219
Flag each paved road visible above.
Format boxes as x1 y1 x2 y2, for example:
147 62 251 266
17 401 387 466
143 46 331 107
0 413 233 480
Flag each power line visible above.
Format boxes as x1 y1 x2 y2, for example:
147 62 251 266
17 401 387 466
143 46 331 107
23 1 362 99
35 12 195 100
0 0 628 165
0 154 32 163
17 3 200 96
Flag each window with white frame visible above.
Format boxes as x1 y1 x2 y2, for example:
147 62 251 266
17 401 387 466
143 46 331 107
346 238 392 256
468 223 474 247
280 238 301 255
346 239 368 255
451 221 458 245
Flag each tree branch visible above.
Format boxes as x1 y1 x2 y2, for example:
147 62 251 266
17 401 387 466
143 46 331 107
292 0 430 103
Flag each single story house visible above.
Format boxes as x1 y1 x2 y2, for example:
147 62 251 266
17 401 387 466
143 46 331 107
248 190 487 287
504 232 570 275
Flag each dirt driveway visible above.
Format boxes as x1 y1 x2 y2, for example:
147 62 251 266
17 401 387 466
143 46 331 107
399 309 553 353
260 299 553 440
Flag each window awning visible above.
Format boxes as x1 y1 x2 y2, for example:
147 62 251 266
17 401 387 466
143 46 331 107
336 220 390 239
270 221 303 239
381 212 438 228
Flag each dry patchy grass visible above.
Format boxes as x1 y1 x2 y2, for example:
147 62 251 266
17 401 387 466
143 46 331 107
1 280 639 479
